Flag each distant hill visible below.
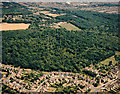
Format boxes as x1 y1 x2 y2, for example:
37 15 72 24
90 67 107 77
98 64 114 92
2 2 32 15
1 0 119 2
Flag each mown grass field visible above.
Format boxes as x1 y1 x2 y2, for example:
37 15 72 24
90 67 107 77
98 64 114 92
100 51 120 65
60 23 81 31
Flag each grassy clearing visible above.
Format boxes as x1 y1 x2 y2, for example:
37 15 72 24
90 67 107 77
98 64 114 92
42 71 50 74
115 51 120 55
60 23 81 31
100 55 118 65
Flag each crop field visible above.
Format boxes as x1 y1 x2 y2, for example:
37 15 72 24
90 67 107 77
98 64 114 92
1 23 30 31
47 13 66 17
60 23 81 31
53 25 60 28
39 11 50 14
39 11 66 17
47 13 59 17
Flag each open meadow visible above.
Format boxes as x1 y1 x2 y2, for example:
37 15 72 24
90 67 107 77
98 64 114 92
100 52 120 65
60 23 81 31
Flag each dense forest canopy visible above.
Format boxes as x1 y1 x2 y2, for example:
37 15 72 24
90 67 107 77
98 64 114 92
2 2 119 72
2 2 32 15
92 3 120 7
55 10 119 33
2 27 119 72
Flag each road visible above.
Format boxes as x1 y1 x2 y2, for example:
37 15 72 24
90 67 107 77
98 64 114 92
36 75 94 92
92 79 117 92
36 76 67 92
36 79 48 92
22 78 118 93
23 75 118 93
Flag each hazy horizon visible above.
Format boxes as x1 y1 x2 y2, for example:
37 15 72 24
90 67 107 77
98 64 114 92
1 0 119 2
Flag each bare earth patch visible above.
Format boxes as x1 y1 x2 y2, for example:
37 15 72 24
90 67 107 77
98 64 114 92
47 13 59 17
0 23 30 31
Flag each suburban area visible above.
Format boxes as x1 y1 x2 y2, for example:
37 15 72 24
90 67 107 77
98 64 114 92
1 52 120 93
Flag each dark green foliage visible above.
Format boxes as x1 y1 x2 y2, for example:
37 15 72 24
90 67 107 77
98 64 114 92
78 84 85 89
85 88 91 93
83 70 97 77
2 2 32 15
2 19 32 24
2 2 119 73
50 8 69 14
56 10 119 35
63 86 79 93
93 3 120 7
2 84 19 94
115 55 120 61
10 77 14 82
2 25 118 72
109 61 112 66
93 83 99 87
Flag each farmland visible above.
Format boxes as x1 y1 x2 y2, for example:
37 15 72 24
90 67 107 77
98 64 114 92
60 22 81 31
1 23 30 31
38 11 66 17
1 2 120 93
22 2 119 14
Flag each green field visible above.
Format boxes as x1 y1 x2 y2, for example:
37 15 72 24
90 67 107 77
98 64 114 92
115 51 120 55
100 56 117 65
60 23 81 31
100 51 120 65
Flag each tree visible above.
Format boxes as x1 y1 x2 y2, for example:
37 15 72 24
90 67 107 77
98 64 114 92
94 83 98 87
109 61 112 66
